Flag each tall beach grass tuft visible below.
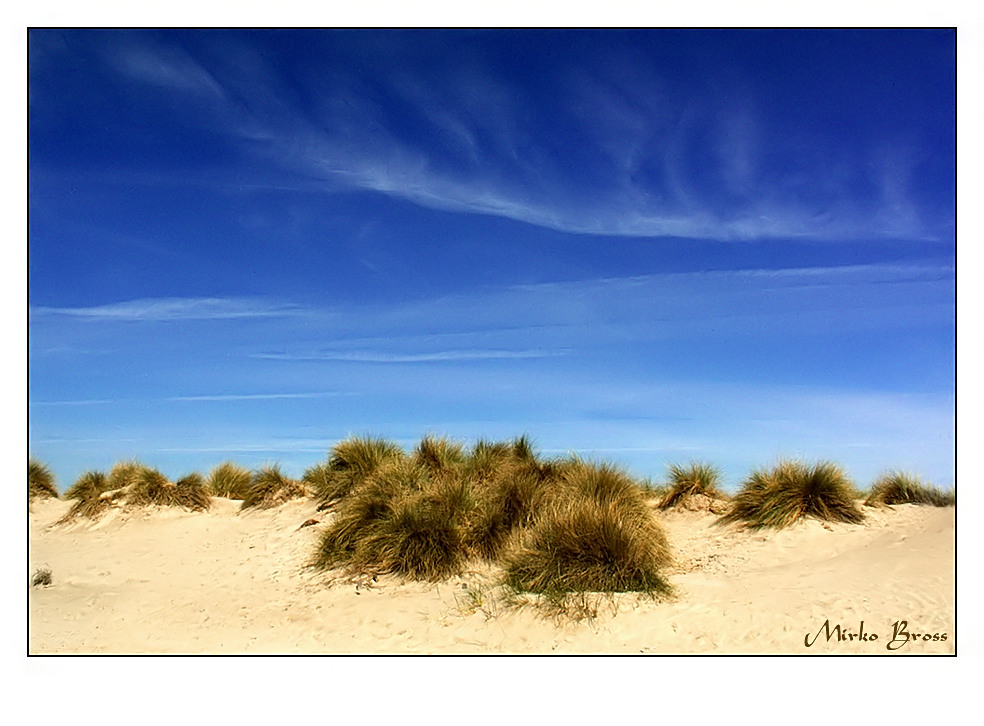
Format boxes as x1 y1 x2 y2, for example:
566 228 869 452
313 441 675 595
503 495 673 596
108 459 147 492
718 460 865 530
468 469 551 561
502 460 673 597
208 461 254 500
126 467 212 511
412 434 466 475
174 472 213 511
29 459 59 501
62 470 115 520
362 487 470 581
658 462 728 511
463 438 566 561
64 470 109 501
313 435 406 507
558 459 647 508
241 465 310 510
464 438 514 484
865 471 955 507
313 458 431 573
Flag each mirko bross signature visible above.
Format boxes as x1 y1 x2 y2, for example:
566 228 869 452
804 619 949 651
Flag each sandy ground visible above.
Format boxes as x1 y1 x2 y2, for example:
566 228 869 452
27 496 955 655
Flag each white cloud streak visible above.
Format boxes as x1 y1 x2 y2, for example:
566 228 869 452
253 349 569 363
29 261 953 353
30 392 348 405
30 398 119 406
166 392 348 402
90 35 952 243
113 44 226 101
31 297 304 322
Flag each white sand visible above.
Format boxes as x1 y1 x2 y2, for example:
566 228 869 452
28 496 954 654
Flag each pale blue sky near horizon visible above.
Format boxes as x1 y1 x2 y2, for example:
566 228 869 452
28 29 955 492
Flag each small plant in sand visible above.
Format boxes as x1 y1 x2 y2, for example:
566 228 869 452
29 459 59 501
240 465 310 510
502 461 673 598
865 471 955 507
208 461 253 499
718 460 865 530
658 462 728 512
31 566 53 588
312 435 406 508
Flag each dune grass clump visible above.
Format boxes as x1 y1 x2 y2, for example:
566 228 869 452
503 496 673 597
312 436 406 508
658 462 728 511
125 467 172 506
509 434 539 467
468 469 552 561
108 459 147 492
312 437 675 603
126 467 212 511
60 462 212 518
718 460 865 530
29 459 58 501
559 459 648 508
463 438 513 483
363 487 470 581
463 438 562 561
174 473 213 511
412 434 466 475
241 465 310 510
503 461 673 597
208 461 253 500
62 470 115 520
302 461 333 500
314 458 435 573
865 472 955 507
64 470 109 501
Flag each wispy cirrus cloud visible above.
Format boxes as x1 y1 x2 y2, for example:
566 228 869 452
166 392 349 402
29 398 120 406
71 31 952 243
29 261 952 343
112 43 226 101
30 297 305 322
253 348 570 364
29 392 347 406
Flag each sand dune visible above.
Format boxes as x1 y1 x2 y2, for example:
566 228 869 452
28 496 954 654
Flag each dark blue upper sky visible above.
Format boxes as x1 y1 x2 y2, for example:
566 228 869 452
28 29 955 490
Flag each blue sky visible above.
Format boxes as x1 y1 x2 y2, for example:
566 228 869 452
28 29 955 492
